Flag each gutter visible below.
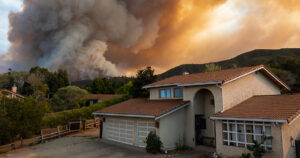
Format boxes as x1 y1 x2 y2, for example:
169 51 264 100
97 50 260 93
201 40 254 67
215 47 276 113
209 116 287 123
143 81 222 89
178 81 222 87
155 102 190 120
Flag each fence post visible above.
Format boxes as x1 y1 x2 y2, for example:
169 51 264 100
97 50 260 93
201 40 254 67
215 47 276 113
41 130 44 143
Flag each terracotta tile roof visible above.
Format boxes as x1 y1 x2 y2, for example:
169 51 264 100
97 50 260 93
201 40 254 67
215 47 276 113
144 65 289 90
94 98 190 118
84 94 122 100
211 94 300 123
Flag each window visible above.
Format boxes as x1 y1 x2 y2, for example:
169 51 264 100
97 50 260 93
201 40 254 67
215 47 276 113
159 89 171 98
222 121 272 150
173 88 183 98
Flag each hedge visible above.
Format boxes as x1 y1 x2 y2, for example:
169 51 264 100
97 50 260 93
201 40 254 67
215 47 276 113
42 95 130 128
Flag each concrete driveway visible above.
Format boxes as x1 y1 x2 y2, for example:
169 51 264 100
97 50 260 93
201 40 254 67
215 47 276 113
1 136 161 158
0 129 212 158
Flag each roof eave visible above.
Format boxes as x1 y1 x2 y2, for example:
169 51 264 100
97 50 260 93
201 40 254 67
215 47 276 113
143 83 180 89
178 81 222 87
92 112 155 119
210 116 288 123
222 67 291 91
143 81 223 89
155 102 190 120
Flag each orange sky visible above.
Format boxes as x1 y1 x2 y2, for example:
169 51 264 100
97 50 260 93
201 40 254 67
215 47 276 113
112 0 300 76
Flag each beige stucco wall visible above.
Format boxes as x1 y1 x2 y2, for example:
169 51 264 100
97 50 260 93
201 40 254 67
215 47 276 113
281 117 300 158
149 86 183 100
183 85 223 147
215 120 284 158
221 71 281 111
159 107 186 150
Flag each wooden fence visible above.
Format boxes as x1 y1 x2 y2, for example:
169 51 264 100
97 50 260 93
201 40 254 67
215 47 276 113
0 117 100 153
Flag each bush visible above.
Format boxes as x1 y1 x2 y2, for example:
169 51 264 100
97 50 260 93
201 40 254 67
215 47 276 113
247 136 273 158
145 131 163 154
42 95 130 128
240 153 251 158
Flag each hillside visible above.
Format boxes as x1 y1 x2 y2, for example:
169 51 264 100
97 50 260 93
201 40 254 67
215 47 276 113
159 48 300 92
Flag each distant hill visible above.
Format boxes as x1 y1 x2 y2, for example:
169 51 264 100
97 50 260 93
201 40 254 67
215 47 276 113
72 48 300 92
159 48 300 92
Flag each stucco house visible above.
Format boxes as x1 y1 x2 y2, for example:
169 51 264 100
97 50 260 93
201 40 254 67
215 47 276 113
0 85 24 99
93 65 300 158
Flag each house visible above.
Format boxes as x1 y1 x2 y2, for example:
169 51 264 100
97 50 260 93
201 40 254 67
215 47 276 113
85 94 122 106
0 85 24 99
93 65 300 158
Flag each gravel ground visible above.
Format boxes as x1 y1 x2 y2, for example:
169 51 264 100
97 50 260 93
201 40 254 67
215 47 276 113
0 129 211 158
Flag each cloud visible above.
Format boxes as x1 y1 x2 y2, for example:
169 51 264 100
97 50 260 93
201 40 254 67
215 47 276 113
0 0 22 53
1 0 300 79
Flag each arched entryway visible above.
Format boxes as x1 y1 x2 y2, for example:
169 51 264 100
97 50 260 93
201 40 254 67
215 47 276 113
194 89 215 146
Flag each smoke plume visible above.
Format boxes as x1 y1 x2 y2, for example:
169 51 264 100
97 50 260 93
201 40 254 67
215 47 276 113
1 0 300 79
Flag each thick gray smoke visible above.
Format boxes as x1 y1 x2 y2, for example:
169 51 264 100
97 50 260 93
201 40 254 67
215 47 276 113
3 0 164 80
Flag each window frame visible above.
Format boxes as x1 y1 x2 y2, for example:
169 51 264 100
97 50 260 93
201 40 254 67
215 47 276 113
222 120 272 150
173 88 183 98
159 88 171 99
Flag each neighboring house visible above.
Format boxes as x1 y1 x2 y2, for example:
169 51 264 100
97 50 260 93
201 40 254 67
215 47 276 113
85 94 122 106
93 65 300 158
0 85 24 99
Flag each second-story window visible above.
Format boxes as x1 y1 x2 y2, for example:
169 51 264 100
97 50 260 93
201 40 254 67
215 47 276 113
174 88 183 98
159 89 171 98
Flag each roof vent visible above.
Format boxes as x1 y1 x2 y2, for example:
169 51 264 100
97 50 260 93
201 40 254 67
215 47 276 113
183 72 189 75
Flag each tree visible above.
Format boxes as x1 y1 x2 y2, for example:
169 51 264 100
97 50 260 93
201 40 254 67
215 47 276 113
0 97 46 145
205 63 221 72
26 73 49 99
29 66 70 96
130 66 157 98
51 86 88 112
116 81 133 95
86 78 114 94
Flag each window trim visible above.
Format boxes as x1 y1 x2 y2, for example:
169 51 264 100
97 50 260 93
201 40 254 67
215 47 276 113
222 120 272 150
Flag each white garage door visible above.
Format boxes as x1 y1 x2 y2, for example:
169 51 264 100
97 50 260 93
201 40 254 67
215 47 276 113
105 118 135 145
137 120 156 147
104 118 156 147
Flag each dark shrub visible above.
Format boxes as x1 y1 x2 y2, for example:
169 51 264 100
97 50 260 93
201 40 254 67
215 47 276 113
145 131 163 154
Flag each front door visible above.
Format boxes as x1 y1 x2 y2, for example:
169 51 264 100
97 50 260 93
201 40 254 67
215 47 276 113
195 115 206 145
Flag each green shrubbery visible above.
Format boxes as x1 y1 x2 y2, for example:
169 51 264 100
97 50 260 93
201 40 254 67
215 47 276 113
42 95 130 128
0 97 47 145
145 131 163 154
